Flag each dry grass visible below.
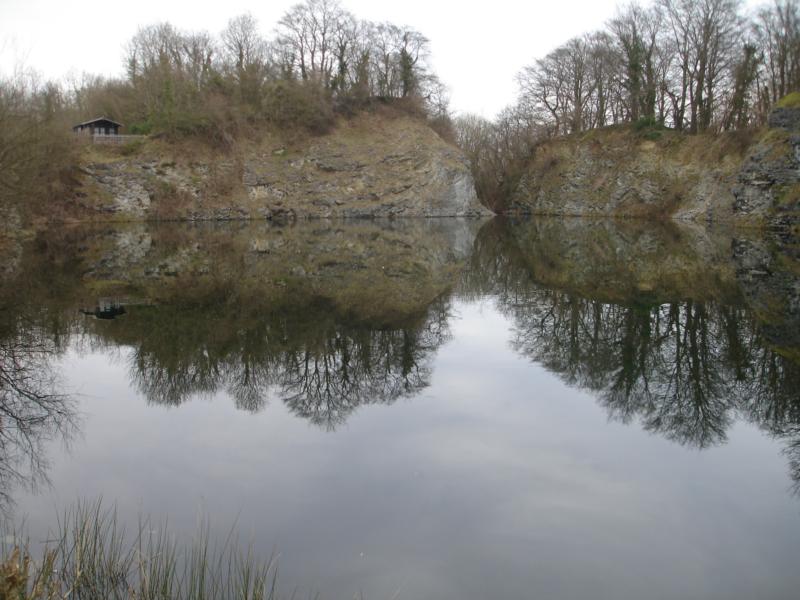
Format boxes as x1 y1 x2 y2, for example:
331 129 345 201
2 501 280 600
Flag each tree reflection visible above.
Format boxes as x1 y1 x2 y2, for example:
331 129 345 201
0 319 77 511
471 218 800 480
2 217 800 503
82 294 452 430
280 305 449 428
502 292 748 447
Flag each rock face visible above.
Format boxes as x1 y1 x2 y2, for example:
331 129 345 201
733 107 800 228
508 129 743 221
242 118 488 218
768 106 800 131
82 163 152 217
79 114 490 220
508 105 800 227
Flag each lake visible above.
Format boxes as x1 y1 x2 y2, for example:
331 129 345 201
2 217 799 599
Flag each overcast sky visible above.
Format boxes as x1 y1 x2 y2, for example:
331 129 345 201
0 0 765 118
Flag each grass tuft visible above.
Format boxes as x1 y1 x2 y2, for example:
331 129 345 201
1 500 280 600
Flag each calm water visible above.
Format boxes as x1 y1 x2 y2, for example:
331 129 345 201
2 217 800 599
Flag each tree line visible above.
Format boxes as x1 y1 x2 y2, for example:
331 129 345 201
0 0 447 210
78 0 447 139
456 0 800 210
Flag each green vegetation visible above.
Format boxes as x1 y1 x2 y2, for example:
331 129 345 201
776 92 800 109
632 116 666 140
1 501 279 600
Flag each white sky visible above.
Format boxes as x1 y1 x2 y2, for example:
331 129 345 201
0 0 765 118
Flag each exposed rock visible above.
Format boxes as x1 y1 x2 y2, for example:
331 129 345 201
733 107 800 228
79 114 490 220
94 170 152 216
239 116 490 218
510 105 800 228
768 107 800 132
509 130 740 222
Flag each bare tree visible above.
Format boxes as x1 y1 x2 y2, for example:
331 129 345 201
276 0 347 85
221 14 269 107
220 14 266 75
754 0 800 106
660 0 743 132
609 3 663 121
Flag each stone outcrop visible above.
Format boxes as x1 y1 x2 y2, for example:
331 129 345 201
733 107 800 228
508 129 743 222
768 106 800 131
79 114 490 221
509 104 800 228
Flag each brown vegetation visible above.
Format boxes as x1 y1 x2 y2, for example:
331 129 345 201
455 0 800 210
0 72 80 222
0 0 457 224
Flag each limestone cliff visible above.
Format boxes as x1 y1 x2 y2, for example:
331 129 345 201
508 127 747 222
732 106 800 229
508 106 800 229
76 114 490 221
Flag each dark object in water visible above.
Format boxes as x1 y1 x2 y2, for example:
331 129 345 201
80 300 126 320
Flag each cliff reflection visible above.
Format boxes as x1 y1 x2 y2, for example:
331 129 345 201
470 218 800 481
1 216 799 492
33 219 471 430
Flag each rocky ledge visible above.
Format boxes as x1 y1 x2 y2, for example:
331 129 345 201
77 114 491 221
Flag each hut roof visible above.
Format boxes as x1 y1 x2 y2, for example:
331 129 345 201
73 117 124 128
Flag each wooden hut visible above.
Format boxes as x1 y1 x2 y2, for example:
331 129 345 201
72 117 123 136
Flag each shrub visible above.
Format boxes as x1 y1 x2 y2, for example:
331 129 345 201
0 75 79 219
633 116 664 132
262 80 335 135
118 139 144 156
127 122 152 135
428 114 457 144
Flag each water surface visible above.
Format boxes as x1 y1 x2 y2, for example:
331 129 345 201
2 218 799 599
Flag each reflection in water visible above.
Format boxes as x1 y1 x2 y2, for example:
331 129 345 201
0 320 76 511
278 303 450 428
60 219 468 428
507 293 798 449
80 298 127 320
113 297 451 429
0 217 799 506
470 218 800 488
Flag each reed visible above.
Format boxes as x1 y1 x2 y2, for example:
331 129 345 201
1 500 279 600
